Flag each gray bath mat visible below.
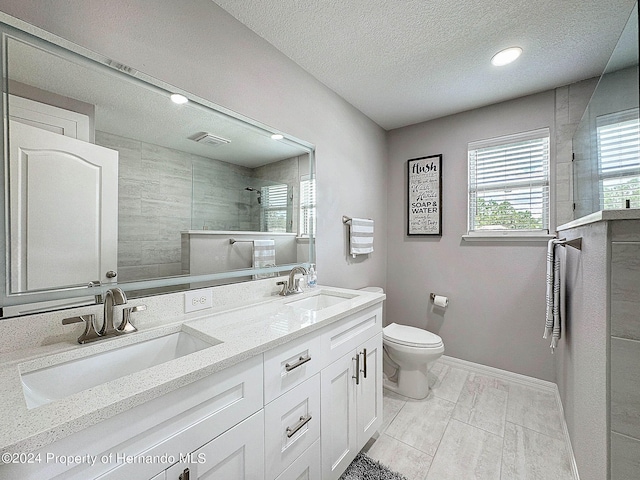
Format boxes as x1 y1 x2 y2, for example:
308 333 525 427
340 452 409 480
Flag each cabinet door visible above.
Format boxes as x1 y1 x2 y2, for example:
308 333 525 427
165 411 265 480
355 333 383 448
320 352 358 480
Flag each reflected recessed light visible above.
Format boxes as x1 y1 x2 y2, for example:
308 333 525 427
170 93 188 104
271 134 284 140
491 47 522 66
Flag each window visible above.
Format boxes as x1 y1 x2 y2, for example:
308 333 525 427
468 128 550 235
597 109 640 210
260 184 290 233
299 175 316 236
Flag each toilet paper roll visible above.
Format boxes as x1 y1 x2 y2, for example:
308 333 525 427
433 295 449 308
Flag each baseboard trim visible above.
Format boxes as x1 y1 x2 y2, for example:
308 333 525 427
438 355 580 480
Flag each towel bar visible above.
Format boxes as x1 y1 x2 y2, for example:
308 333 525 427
229 238 256 244
557 237 582 250
343 215 374 224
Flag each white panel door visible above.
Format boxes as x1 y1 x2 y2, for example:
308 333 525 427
8 94 91 141
320 353 357 480
355 333 383 448
9 120 118 291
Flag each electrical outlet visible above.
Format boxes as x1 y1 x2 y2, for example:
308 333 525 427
184 289 213 313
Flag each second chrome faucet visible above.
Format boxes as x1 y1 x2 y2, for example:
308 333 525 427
277 266 309 296
63 287 146 344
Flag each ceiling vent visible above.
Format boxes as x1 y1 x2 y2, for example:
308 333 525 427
189 132 231 147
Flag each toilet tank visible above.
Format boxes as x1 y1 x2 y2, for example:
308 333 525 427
359 286 385 325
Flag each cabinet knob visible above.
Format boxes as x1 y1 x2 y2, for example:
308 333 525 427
178 467 190 480
106 270 117 278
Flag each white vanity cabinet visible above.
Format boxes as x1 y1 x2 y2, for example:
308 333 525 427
2 355 264 480
263 302 383 480
2 297 384 480
320 306 383 480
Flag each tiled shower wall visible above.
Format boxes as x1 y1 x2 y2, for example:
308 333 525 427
610 220 640 480
95 131 295 282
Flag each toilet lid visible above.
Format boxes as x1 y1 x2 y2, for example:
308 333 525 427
383 323 443 348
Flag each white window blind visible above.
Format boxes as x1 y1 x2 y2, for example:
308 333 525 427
597 109 640 210
261 184 289 232
468 128 550 234
299 176 316 236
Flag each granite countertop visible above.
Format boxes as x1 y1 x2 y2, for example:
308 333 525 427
0 286 385 456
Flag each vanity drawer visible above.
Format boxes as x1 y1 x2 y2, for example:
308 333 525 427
264 332 322 404
321 304 382 366
274 439 321 480
265 374 320 480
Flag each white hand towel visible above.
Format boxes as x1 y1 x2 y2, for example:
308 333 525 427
253 239 275 279
543 239 562 351
349 218 374 258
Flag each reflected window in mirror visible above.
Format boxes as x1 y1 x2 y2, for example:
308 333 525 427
300 175 317 237
596 108 640 209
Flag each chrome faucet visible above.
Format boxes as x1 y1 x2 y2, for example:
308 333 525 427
63 287 144 344
100 287 128 336
278 266 308 296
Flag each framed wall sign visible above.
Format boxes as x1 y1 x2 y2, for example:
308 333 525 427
407 154 442 235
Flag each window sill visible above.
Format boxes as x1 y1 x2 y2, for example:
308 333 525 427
462 233 555 243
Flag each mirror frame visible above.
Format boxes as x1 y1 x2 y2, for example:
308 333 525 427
0 13 316 313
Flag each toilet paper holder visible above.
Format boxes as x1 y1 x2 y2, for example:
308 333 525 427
430 293 449 308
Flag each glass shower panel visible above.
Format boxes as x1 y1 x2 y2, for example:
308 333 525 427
572 4 639 218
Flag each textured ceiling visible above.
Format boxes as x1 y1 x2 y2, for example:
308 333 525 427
213 0 638 130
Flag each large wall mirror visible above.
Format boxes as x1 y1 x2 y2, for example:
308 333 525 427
0 18 316 317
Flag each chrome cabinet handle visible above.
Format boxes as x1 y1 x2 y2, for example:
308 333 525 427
286 414 312 438
285 354 311 372
353 354 360 385
361 348 367 379
106 270 117 278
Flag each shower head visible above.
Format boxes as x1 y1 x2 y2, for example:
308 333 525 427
244 187 262 204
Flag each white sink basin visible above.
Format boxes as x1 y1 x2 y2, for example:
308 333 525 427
285 293 351 312
20 331 219 409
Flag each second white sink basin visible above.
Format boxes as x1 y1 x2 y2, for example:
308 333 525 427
20 331 219 409
285 292 352 311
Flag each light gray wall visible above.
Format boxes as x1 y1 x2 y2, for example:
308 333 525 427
387 91 558 381
0 0 389 290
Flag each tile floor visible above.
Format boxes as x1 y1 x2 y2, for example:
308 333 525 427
364 358 577 480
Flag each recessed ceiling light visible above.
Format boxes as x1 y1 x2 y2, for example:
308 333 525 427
491 47 522 67
271 134 284 140
170 93 189 104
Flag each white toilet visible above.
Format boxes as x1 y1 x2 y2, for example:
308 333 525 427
382 322 444 399
359 286 445 399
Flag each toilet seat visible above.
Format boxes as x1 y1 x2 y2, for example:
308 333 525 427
383 323 443 348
